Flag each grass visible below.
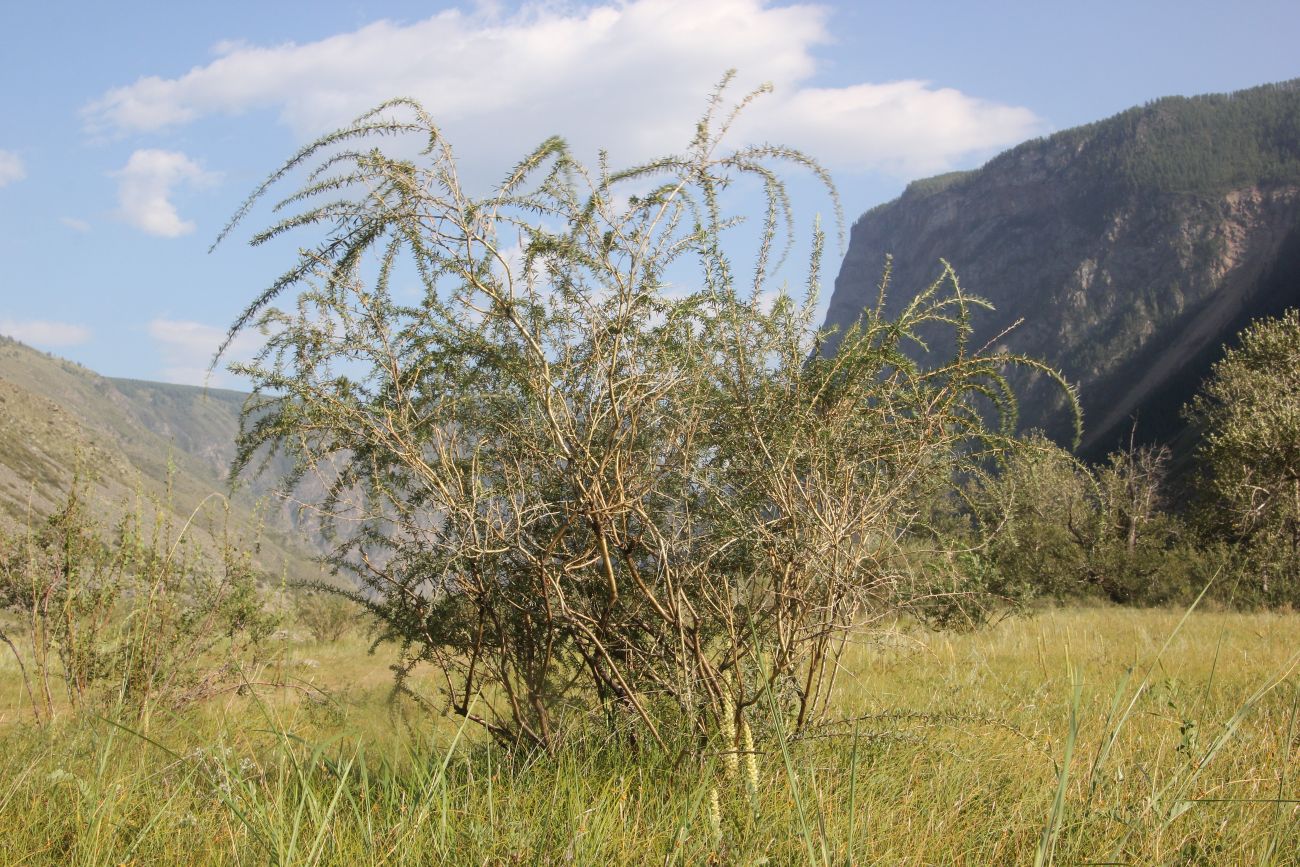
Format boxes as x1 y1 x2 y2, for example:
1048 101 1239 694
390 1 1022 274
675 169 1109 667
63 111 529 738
1 605 1298 865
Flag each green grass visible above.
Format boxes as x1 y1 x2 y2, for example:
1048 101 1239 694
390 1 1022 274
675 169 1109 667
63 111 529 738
2 606 1298 865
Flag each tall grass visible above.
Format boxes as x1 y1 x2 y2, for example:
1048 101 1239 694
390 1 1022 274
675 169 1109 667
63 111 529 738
1 606 1297 864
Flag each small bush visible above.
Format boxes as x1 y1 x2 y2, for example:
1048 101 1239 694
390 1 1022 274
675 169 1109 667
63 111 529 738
0 479 278 723
911 551 1013 631
292 590 360 644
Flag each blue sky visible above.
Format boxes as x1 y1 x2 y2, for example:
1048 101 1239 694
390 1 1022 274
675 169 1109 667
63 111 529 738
1 0 1297 386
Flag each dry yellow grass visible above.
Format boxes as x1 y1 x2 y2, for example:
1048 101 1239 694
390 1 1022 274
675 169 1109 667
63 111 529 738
1 605 1297 864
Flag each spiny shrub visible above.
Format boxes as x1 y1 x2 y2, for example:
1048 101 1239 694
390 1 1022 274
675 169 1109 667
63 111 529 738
217 75 1077 751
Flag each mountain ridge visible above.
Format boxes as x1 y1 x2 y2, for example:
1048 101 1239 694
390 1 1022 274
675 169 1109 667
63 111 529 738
823 79 1300 455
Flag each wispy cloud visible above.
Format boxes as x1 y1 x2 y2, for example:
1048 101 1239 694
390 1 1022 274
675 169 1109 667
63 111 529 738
0 317 91 347
60 216 91 232
84 0 1040 178
113 149 217 237
0 150 26 187
148 318 260 386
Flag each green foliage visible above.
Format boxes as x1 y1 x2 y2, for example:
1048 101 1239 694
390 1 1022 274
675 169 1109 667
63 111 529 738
977 435 1205 606
1004 79 1300 203
0 479 278 722
219 78 1076 749
1087 445 1203 604
1186 308 1300 603
910 551 1011 631
954 309 1300 611
977 437 1097 602
292 590 361 644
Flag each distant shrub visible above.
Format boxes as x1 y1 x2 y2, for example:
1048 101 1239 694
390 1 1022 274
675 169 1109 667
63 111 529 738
976 435 1209 606
0 479 278 723
974 436 1096 602
292 590 360 644
911 551 1013 631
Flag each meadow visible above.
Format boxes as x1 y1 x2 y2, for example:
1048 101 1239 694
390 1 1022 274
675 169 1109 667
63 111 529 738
2 605 1297 865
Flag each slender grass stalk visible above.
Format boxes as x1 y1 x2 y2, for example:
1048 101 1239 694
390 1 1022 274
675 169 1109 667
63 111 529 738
1085 573 1217 797
761 672 823 866
847 718 861 862
1261 682 1300 865
1035 664 1083 867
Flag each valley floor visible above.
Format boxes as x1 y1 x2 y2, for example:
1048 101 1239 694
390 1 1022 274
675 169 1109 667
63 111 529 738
1 606 1298 865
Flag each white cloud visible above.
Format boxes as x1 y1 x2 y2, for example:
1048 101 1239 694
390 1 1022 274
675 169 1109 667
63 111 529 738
83 0 1040 178
60 216 91 232
113 149 217 237
0 150 25 187
0 318 91 347
148 318 260 386
738 81 1041 176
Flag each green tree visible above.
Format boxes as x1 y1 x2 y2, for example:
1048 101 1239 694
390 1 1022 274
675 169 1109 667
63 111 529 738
218 78 1075 750
1187 309 1300 600
978 434 1196 605
978 435 1096 602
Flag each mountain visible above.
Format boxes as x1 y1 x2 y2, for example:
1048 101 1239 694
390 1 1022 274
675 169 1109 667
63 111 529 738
822 80 1300 456
0 335 324 583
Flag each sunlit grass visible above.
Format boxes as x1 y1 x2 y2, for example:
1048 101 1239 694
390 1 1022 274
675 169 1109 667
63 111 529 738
2 606 1297 864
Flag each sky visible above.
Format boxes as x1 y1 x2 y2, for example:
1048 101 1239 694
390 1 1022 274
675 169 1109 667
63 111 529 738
1 0 1298 387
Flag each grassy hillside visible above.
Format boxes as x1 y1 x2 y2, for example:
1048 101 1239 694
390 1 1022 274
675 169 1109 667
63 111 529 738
0 335 323 585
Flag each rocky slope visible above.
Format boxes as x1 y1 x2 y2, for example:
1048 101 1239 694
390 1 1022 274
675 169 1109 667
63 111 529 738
822 80 1300 455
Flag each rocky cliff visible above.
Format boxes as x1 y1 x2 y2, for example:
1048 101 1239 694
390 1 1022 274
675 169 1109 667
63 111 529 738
822 80 1300 455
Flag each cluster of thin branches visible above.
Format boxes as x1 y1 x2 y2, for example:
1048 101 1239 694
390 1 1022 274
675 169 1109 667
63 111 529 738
0 481 277 724
220 74 1076 751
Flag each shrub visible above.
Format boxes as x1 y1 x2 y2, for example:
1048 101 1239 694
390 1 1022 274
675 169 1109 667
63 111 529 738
293 590 360 643
0 479 278 723
1185 308 1300 603
219 77 1075 750
910 551 1012 631
977 435 1198 605
976 436 1097 602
